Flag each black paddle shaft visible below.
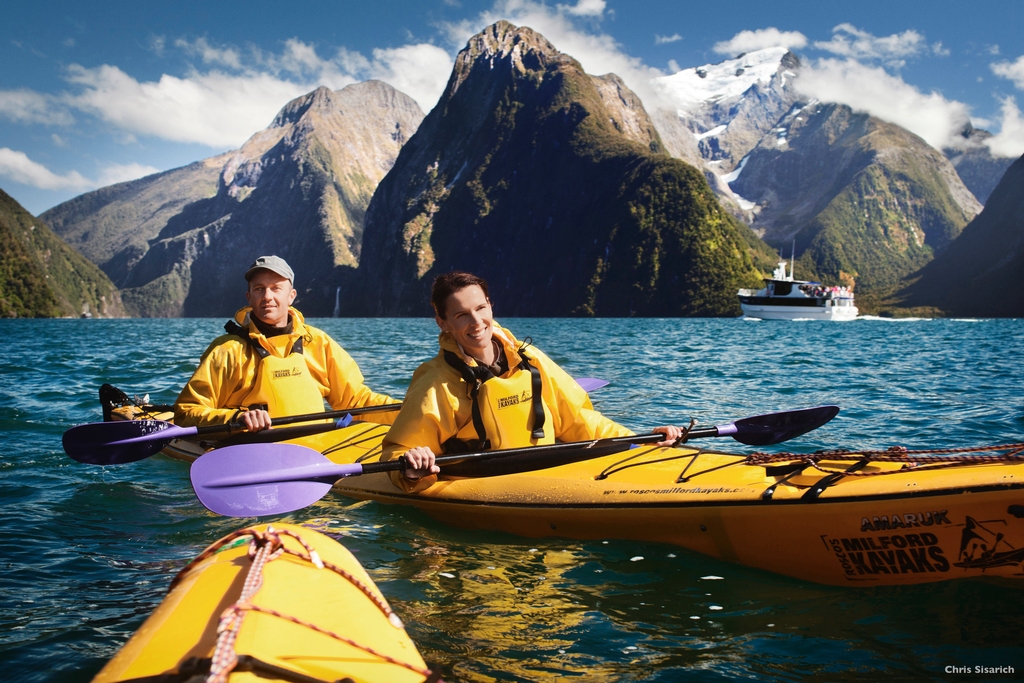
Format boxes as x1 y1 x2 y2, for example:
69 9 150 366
356 432 672 476
352 405 839 477
197 402 404 434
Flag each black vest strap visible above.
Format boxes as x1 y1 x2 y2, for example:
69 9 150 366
443 349 491 450
224 320 303 358
517 342 546 440
442 341 546 449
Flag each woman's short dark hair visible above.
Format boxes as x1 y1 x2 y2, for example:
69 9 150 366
431 271 490 318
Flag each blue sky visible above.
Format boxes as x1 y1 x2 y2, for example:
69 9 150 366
2 0 1023 215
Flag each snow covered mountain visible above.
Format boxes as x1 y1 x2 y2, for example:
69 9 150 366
652 48 801 220
656 48 800 171
651 47 988 292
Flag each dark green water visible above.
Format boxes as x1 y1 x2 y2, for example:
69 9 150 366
2 317 1023 682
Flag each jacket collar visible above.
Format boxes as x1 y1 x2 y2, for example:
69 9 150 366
234 306 306 339
438 322 522 367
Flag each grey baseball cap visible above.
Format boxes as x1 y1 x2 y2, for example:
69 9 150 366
245 255 294 283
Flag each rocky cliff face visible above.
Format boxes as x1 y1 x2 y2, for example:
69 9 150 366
351 21 772 316
41 156 227 286
652 49 984 294
44 81 423 317
1 188 124 318
730 102 981 290
897 153 1024 317
943 125 1016 205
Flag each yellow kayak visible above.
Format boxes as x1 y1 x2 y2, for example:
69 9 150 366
111 404 1024 587
93 522 438 683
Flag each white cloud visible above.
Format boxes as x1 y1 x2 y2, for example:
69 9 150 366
263 38 452 113
813 24 926 64
150 35 166 57
796 58 971 150
985 97 1024 158
991 55 1024 90
557 0 606 17
276 38 342 77
97 162 161 186
0 148 160 190
0 89 75 125
655 34 682 46
931 42 950 57
6 2 649 153
713 28 807 56
367 44 454 113
0 148 90 190
7 36 450 150
68 37 452 143
62 63 316 148
175 37 244 70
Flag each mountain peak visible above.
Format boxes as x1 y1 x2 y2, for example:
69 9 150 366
466 20 557 60
353 21 765 316
270 86 336 128
44 81 424 317
448 20 568 97
658 47 797 109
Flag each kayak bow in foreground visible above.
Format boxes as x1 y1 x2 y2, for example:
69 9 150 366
91 523 441 683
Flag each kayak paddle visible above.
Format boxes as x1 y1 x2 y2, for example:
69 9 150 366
62 404 399 465
575 377 609 392
65 376 610 465
191 405 839 517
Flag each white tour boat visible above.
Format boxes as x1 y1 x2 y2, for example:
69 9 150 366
738 259 858 321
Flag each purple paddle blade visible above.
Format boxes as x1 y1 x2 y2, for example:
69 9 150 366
63 420 184 464
190 443 360 517
729 405 840 446
575 377 610 392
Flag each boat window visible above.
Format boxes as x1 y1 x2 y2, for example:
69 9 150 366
773 282 793 296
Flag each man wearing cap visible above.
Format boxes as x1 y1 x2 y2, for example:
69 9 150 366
174 255 395 432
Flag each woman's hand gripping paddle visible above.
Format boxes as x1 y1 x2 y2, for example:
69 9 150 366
191 405 839 517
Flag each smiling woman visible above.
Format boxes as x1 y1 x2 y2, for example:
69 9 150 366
382 270 684 487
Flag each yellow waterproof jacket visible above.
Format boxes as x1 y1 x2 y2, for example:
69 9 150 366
175 307 396 427
383 324 633 492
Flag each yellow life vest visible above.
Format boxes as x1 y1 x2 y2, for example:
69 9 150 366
443 346 554 451
226 321 326 419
